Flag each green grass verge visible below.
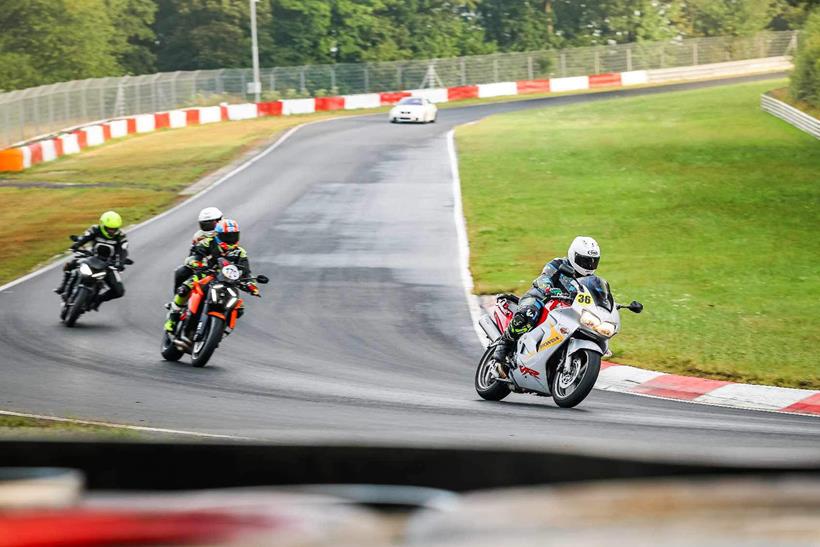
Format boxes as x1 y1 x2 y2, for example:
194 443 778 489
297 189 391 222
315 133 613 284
0 414 138 437
457 78 820 389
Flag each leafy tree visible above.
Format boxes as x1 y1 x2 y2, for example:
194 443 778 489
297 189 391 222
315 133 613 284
0 52 39 92
1 0 812 91
269 0 493 65
479 0 554 52
269 0 333 65
330 0 408 62
0 0 122 90
550 0 681 45
106 0 158 74
154 0 274 70
380 0 496 58
790 7 820 106
770 0 820 29
678 0 780 36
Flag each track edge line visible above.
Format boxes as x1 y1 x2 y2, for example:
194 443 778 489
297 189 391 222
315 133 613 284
447 128 489 349
0 409 251 439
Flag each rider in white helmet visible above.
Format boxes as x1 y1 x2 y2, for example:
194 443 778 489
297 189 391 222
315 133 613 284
172 207 223 293
492 236 602 366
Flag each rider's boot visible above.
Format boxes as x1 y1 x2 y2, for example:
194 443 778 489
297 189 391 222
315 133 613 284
164 304 181 333
492 332 516 378
54 271 70 295
87 293 105 311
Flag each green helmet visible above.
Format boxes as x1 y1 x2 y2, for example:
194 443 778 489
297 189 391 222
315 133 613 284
99 211 123 237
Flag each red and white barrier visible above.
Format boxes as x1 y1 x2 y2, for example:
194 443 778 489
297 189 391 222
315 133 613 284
168 110 187 129
59 134 81 155
107 119 129 139
224 104 258 121
41 139 58 162
82 125 106 147
478 82 518 98
410 88 449 103
343 93 381 110
621 70 649 86
281 98 316 116
0 56 791 172
198 106 223 125
549 76 589 93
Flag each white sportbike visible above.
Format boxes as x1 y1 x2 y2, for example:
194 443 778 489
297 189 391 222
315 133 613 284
475 275 642 408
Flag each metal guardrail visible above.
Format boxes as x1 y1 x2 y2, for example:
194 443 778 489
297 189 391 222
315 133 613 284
761 93 820 139
0 31 797 147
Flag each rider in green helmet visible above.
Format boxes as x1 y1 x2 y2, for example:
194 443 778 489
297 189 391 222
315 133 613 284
55 211 130 310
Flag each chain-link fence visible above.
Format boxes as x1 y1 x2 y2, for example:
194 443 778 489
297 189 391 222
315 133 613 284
0 31 796 147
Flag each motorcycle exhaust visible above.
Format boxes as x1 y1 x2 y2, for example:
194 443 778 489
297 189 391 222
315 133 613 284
478 314 502 341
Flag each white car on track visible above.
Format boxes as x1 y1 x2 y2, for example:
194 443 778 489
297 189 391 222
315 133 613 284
389 97 438 124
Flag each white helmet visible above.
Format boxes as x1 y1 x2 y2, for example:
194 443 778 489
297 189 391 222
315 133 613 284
568 236 600 276
198 207 223 232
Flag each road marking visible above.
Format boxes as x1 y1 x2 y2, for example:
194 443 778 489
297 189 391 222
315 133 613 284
446 129 488 347
0 409 250 439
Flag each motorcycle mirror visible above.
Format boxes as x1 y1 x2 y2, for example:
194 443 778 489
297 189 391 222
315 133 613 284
69 235 79 242
124 258 134 265
558 263 575 276
256 275 269 285
617 301 643 313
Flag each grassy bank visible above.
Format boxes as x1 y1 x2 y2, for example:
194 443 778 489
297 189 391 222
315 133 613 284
0 414 137 438
0 112 350 286
457 79 820 388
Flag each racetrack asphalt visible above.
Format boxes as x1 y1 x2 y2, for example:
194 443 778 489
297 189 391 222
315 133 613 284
1 73 818 465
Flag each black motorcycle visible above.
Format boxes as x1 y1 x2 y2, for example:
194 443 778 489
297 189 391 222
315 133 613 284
60 235 133 327
161 258 269 367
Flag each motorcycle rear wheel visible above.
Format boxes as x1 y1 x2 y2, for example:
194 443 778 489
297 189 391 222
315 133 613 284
64 287 89 327
191 316 224 368
475 345 511 401
160 332 184 361
551 349 601 408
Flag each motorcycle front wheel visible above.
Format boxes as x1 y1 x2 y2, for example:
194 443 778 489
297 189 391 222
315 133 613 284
64 286 89 327
191 316 224 368
551 349 601 408
475 345 511 401
160 332 184 361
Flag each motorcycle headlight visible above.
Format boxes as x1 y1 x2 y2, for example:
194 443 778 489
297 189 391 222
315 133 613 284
79 263 92 277
221 265 241 281
594 321 617 338
580 309 601 329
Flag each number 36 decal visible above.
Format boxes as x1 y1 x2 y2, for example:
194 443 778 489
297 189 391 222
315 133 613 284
576 293 593 306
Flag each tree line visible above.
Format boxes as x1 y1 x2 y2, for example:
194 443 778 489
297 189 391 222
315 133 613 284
0 0 817 92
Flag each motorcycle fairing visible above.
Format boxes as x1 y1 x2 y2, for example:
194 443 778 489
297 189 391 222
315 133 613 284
79 256 108 272
510 307 580 394
188 275 214 314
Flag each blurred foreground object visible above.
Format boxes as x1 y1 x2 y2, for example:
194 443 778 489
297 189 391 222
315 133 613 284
407 476 820 546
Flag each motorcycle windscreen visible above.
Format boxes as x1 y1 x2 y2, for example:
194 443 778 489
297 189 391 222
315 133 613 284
577 275 614 311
